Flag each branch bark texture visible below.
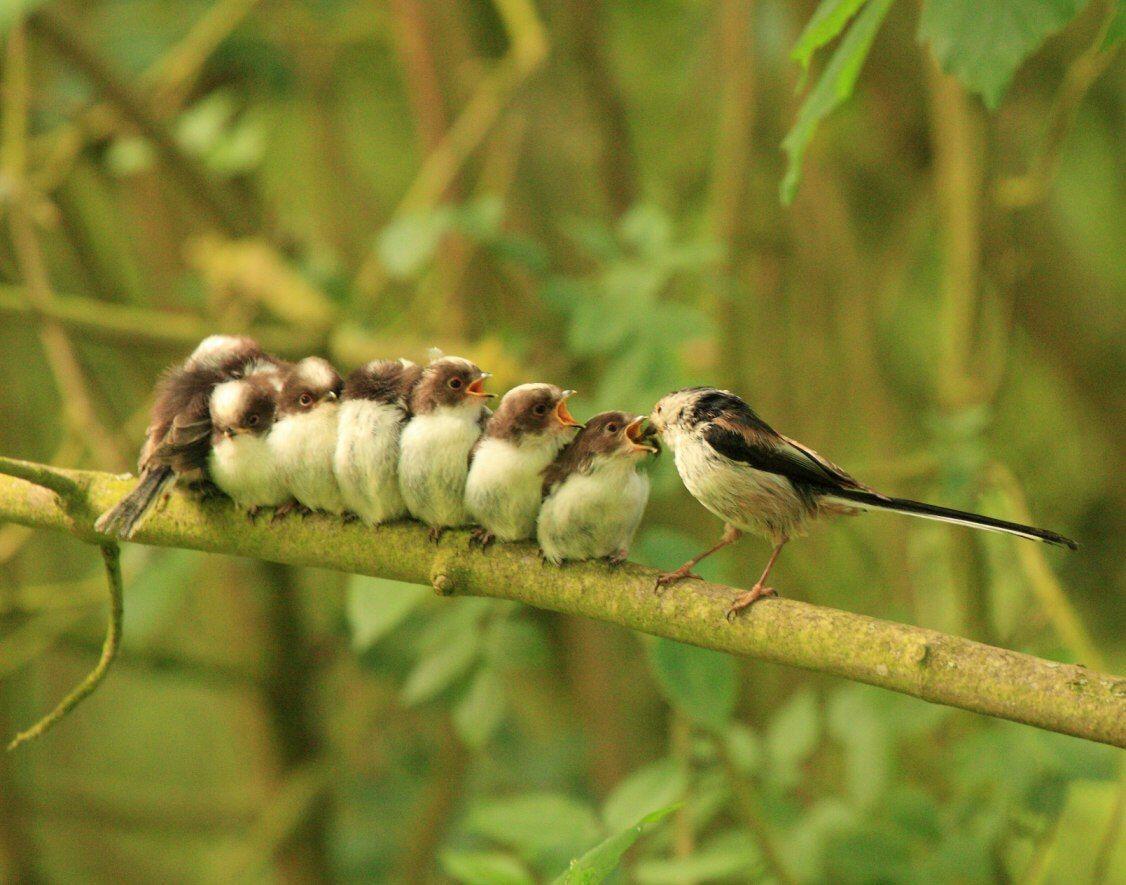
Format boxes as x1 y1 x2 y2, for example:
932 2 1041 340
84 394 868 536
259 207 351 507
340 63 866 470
1 463 1122 748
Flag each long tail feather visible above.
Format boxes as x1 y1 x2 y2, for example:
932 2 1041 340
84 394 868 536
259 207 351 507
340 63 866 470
826 488 1078 550
94 467 172 540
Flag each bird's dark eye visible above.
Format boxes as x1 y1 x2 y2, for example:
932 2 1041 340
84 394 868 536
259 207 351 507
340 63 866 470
448 377 463 390
533 404 547 416
247 414 259 426
606 423 619 434
299 392 313 407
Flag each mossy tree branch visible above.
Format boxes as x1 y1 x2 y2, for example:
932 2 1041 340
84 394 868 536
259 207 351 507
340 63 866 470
0 463 1123 749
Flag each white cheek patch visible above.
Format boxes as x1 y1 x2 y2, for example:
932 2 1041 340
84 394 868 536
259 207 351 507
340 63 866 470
298 358 337 390
211 380 249 426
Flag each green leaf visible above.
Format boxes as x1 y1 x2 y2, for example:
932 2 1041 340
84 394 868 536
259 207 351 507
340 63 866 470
466 793 602 863
552 805 677 885
483 618 551 670
724 722 764 774
401 624 480 705
602 758 688 832
345 575 429 651
765 688 821 786
453 666 507 747
439 849 535 885
791 0 871 69
634 830 760 883
919 0 1087 108
826 686 890 808
377 206 455 279
781 0 895 204
647 638 738 731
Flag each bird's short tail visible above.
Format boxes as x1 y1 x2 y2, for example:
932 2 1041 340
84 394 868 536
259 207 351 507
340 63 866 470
825 488 1078 550
94 466 172 540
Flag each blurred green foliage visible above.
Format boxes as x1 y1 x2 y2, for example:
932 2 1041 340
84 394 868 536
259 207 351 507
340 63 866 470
0 0 1123 881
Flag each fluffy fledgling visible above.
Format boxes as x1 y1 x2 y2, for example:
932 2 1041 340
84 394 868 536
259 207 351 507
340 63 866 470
649 387 1078 617
537 412 658 564
465 383 582 545
333 358 422 525
270 357 345 515
398 355 493 539
208 375 287 514
95 335 281 539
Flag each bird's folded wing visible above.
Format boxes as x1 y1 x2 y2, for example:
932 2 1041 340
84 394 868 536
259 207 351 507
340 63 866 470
705 415 874 494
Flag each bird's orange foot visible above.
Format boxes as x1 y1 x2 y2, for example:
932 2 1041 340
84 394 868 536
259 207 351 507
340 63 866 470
654 567 703 594
470 527 495 548
428 525 447 543
725 585 778 621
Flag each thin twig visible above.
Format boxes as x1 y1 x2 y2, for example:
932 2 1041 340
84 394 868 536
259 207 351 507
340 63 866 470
27 6 253 236
353 0 548 301
6 543 124 751
3 24 130 471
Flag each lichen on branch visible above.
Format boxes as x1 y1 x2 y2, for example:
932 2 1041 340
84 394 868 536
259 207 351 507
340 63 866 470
0 462 1123 749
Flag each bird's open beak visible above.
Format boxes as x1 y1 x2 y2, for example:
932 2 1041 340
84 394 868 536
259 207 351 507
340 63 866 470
554 390 583 428
466 373 495 398
625 416 659 454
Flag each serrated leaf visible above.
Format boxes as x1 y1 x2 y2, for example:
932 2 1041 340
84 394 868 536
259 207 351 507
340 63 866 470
792 0 872 69
919 0 1087 108
346 575 430 651
552 805 677 885
440 849 534 885
647 637 738 731
781 0 895 204
401 625 480 705
453 666 507 747
602 759 688 832
466 793 602 863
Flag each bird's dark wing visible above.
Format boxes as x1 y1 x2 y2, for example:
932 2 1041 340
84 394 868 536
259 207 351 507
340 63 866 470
705 406 870 493
150 391 213 473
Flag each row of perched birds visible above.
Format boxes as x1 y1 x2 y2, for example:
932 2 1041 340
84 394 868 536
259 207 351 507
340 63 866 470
96 335 1076 618
96 335 660 567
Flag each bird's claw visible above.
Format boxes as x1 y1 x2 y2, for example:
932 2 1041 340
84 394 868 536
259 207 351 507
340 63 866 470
271 501 308 523
607 549 628 567
724 585 778 621
470 528 495 548
428 526 446 544
342 511 360 524
653 568 703 594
